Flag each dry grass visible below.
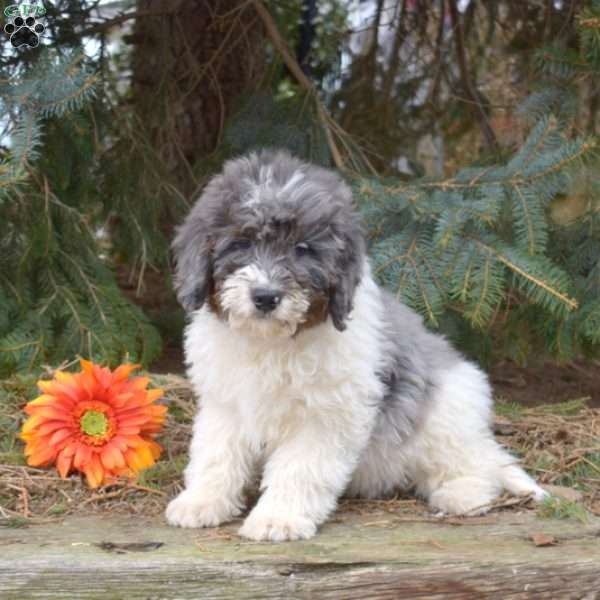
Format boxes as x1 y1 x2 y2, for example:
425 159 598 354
494 397 600 516
1 373 598 525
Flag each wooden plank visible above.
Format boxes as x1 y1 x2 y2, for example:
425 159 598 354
1 509 599 599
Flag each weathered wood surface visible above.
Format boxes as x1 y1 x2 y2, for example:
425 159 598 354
1 509 599 599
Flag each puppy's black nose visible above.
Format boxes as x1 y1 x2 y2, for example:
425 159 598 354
251 288 282 313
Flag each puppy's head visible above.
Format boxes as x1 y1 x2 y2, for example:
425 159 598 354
172 150 364 338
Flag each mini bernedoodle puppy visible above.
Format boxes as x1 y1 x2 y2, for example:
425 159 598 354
166 149 547 541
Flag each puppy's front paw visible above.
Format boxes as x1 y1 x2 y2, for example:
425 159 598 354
166 490 239 528
239 510 317 542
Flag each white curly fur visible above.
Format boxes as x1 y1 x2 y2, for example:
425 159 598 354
166 151 546 541
166 263 546 541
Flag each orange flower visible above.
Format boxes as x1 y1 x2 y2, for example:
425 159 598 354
20 360 167 488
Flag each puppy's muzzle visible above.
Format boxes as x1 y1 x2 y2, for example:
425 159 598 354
251 287 282 314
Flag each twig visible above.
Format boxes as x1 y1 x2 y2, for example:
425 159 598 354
78 489 127 508
20 485 29 518
5 485 30 518
79 8 179 36
580 456 600 477
126 484 166 497
447 0 499 152
250 0 345 171
457 494 534 518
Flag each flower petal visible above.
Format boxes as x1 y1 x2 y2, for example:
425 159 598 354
29 405 72 422
54 371 77 385
130 377 150 391
124 448 144 472
73 443 92 470
110 436 129 453
100 444 125 470
78 370 97 400
124 435 146 448
91 454 105 484
83 453 104 488
135 442 156 469
146 439 162 460
61 441 78 457
118 414 152 427
26 394 59 407
112 364 140 383
112 392 133 408
146 389 164 403
37 380 59 395
27 444 58 467
52 382 83 404
24 438 49 456
36 420 74 437
117 426 141 435
56 449 73 478
93 364 113 389
25 397 71 416
79 359 94 374
20 414 45 435
83 465 99 488
48 428 74 448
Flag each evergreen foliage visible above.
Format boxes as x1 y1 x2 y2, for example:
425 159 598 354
1 0 600 375
0 51 161 376
355 125 588 324
354 129 591 359
351 3 600 363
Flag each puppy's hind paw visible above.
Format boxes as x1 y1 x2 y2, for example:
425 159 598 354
239 510 317 542
501 465 549 503
428 476 497 516
165 490 239 529
519 484 549 504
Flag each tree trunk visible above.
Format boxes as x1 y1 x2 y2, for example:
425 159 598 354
130 0 265 194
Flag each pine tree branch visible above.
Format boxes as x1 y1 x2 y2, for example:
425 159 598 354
390 140 595 195
471 238 579 311
470 254 493 325
513 184 536 255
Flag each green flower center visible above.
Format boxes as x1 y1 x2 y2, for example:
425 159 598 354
80 410 108 437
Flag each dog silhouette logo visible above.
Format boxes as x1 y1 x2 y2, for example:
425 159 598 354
4 4 46 48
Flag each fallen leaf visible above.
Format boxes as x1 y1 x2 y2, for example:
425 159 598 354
96 541 164 554
493 420 517 436
530 532 557 547
542 484 584 503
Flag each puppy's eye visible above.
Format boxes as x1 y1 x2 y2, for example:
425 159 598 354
223 239 252 254
295 242 316 258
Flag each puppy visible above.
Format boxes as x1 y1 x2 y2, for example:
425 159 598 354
166 149 546 541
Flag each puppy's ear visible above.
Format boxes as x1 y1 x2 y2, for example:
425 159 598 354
329 213 365 331
172 202 213 313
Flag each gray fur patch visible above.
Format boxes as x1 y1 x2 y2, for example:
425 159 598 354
374 290 462 442
172 149 364 330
